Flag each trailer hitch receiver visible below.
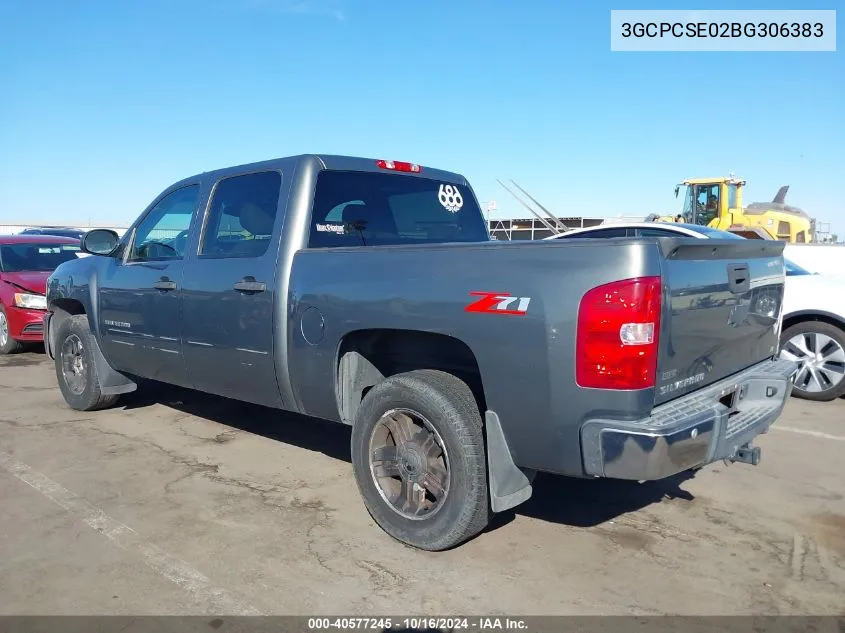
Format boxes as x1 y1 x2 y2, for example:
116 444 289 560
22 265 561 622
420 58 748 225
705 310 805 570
729 443 761 466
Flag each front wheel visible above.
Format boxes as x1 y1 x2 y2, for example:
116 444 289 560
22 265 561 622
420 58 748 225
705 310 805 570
780 321 845 402
350 369 490 551
54 315 120 411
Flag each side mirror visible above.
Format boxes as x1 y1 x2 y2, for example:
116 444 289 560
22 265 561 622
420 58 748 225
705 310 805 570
81 229 120 256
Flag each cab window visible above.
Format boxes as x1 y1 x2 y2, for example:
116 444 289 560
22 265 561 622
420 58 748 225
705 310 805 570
128 185 200 262
785 259 811 276
308 171 488 248
727 184 737 209
638 228 682 238
561 227 631 238
200 171 283 258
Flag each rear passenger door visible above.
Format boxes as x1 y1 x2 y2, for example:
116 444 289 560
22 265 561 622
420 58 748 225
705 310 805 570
180 170 286 407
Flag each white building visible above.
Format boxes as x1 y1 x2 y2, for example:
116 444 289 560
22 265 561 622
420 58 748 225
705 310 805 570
0 223 128 237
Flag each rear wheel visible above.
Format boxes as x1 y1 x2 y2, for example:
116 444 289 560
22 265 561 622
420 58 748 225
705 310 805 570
54 315 120 411
780 321 845 402
0 306 24 355
350 369 489 551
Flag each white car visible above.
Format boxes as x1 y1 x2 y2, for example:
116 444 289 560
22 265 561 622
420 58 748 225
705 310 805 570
545 222 845 402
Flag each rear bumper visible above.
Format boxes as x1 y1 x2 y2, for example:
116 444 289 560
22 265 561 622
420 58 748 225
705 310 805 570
580 357 799 481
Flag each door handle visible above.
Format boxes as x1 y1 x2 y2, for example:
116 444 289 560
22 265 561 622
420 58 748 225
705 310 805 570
233 277 266 293
153 278 178 291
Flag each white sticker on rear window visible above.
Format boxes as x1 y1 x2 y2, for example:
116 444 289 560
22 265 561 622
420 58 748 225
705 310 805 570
438 184 463 213
316 223 345 234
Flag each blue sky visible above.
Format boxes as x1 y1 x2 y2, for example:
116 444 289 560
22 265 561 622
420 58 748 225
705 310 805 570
1 0 842 237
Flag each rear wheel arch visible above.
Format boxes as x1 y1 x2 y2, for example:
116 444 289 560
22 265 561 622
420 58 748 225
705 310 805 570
335 329 487 425
782 310 845 333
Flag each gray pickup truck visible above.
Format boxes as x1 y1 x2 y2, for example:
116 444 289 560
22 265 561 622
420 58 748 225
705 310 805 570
44 154 798 551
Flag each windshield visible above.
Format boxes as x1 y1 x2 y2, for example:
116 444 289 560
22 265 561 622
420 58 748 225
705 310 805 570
680 184 721 225
687 225 745 239
22 228 83 238
308 171 489 247
0 243 81 272
785 259 812 276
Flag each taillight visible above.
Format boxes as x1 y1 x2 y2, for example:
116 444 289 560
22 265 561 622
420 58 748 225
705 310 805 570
376 159 421 173
576 276 662 390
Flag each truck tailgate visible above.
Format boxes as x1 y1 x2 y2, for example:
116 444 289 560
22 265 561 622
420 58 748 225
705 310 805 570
655 239 785 405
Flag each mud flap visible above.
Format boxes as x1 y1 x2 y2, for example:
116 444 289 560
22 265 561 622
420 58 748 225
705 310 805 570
89 335 138 396
485 410 534 513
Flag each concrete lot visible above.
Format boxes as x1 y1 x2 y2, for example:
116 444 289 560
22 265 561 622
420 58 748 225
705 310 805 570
0 350 843 616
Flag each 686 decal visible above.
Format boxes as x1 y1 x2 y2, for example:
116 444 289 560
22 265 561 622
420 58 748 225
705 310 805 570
438 183 463 213
465 291 531 315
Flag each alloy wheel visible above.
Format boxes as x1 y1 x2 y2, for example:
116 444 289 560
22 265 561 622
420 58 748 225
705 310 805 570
780 332 845 394
368 408 451 520
61 334 87 395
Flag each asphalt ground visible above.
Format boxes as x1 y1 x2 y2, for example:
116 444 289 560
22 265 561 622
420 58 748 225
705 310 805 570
0 349 843 616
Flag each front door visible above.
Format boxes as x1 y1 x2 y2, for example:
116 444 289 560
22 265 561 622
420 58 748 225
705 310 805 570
98 184 201 385
181 170 285 407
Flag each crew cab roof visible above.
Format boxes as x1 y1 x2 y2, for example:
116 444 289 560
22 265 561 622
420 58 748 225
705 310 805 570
170 154 469 190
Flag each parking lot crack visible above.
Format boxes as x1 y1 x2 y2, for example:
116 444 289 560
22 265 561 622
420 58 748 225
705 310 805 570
304 522 338 576
0 417 90 430
355 559 407 589
0 450 264 615
54 421 309 511
790 532 806 581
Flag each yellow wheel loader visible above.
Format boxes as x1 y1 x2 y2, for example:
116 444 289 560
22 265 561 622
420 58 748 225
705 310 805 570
646 176 815 243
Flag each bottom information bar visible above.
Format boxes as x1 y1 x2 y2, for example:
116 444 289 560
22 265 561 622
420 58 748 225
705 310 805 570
0 616 843 633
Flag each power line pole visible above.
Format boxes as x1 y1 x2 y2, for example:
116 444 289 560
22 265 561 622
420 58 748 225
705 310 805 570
484 200 496 224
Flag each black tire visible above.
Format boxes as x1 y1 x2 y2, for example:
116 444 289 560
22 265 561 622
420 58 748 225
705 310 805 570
780 320 845 402
0 305 25 355
54 314 120 411
350 369 490 551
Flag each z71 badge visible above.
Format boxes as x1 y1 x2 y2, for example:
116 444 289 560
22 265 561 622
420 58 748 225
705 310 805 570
465 291 531 315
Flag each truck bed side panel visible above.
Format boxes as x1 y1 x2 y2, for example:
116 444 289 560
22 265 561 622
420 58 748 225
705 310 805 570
286 240 663 477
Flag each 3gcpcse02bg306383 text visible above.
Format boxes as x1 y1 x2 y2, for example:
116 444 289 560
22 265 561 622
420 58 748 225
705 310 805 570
609 9 836 52
620 20 824 39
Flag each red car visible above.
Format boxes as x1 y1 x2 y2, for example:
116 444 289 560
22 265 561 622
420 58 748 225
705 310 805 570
0 235 82 354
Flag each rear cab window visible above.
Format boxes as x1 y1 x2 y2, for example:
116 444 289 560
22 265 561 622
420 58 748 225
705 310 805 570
308 171 489 248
